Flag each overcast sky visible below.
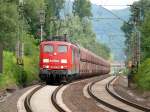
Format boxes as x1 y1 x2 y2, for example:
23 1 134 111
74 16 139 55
90 0 139 10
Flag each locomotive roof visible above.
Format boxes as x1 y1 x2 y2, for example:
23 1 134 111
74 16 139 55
40 40 78 47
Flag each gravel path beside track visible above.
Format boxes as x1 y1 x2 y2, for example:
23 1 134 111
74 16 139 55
0 86 34 112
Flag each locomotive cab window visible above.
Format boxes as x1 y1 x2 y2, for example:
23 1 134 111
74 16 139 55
44 45 53 53
58 45 67 53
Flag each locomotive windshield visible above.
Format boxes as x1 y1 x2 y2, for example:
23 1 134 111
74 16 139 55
58 45 67 53
44 45 53 53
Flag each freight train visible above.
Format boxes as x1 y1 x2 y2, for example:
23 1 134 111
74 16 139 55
39 36 110 84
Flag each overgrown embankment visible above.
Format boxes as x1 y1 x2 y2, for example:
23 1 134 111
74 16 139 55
134 59 150 91
0 38 39 89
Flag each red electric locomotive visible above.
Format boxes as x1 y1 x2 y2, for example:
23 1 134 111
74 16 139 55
39 36 110 83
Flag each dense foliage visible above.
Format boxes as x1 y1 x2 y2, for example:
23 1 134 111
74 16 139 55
122 0 150 61
73 0 92 19
134 58 150 90
0 37 39 88
122 0 150 90
0 0 110 89
0 0 20 50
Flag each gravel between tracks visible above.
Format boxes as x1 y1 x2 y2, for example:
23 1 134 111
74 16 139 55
0 86 34 112
62 75 109 112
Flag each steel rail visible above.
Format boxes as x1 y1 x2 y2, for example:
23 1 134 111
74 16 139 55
106 77 150 112
51 75 110 112
87 77 128 112
24 85 44 112
51 84 66 112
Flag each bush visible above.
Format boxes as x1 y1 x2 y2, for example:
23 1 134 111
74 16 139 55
0 52 16 89
0 52 28 87
13 65 27 87
23 36 39 83
134 58 150 91
0 37 39 89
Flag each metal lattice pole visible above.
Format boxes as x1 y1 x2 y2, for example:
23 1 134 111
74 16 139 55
0 44 3 73
16 0 24 65
38 9 45 41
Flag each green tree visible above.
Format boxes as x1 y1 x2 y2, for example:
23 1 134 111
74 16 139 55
121 22 133 60
73 0 92 19
121 0 150 61
0 1 20 50
23 0 45 38
58 15 110 59
140 12 150 59
121 0 150 90
45 0 65 36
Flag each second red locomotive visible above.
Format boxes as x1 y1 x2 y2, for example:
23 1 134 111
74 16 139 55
39 36 110 83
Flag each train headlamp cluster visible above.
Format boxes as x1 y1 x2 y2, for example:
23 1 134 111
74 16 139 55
43 65 67 69
43 59 49 63
43 59 67 64
61 59 67 63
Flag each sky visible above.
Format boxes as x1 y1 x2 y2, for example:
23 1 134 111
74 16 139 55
90 0 139 10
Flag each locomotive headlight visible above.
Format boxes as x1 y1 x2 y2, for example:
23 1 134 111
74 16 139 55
61 66 64 69
46 65 49 68
43 59 49 63
61 59 67 63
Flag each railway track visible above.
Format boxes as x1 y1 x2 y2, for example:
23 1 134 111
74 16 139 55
22 83 68 112
88 76 150 112
60 75 110 112
24 85 44 112
51 84 67 112
106 77 150 112
50 76 108 112
20 75 150 112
